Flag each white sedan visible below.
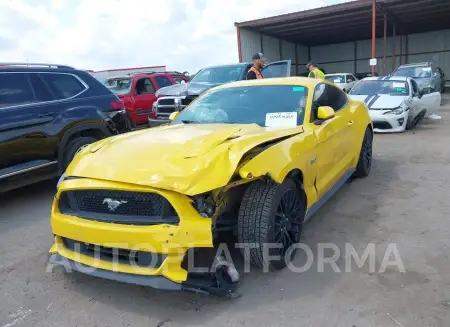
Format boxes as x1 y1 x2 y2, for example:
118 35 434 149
325 73 358 93
348 76 441 133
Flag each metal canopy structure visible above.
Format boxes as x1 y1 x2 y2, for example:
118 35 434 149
235 0 450 46
236 0 450 76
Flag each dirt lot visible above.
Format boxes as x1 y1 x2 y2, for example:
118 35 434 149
1 96 450 327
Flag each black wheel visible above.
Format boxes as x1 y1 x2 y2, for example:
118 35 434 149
237 178 306 270
63 137 98 169
354 127 373 178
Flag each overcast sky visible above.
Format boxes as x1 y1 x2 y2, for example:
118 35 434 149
0 0 346 73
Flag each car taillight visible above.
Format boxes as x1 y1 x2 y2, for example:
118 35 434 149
111 99 125 110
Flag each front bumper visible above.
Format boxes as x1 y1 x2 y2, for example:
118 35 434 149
48 253 181 290
369 110 408 133
48 178 241 296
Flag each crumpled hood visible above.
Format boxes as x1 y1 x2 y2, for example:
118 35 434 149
68 124 304 195
349 94 408 109
156 82 220 97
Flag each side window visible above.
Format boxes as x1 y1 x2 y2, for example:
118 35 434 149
411 79 418 95
319 85 348 111
346 75 356 83
29 74 54 102
0 73 35 108
135 78 155 95
40 73 86 99
154 76 172 89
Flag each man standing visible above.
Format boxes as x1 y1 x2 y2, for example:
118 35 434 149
246 52 266 80
306 62 325 80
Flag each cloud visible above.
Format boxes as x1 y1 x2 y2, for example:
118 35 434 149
0 0 344 73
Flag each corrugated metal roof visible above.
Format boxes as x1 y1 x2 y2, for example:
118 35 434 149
236 0 450 46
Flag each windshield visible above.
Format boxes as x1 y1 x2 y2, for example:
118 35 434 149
392 66 432 78
104 78 132 95
171 85 308 127
325 75 345 83
190 66 243 84
349 80 409 96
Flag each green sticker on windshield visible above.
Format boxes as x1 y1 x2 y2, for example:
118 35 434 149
292 86 305 92
395 88 404 91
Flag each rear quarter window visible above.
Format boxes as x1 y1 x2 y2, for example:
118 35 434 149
0 73 35 108
39 73 87 99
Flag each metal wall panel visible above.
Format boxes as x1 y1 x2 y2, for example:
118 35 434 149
239 28 261 62
311 42 354 63
262 35 281 61
356 56 405 75
408 29 450 53
297 44 309 65
357 36 405 58
321 61 354 74
282 40 296 63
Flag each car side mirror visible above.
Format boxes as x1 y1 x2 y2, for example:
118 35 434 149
418 89 424 98
317 106 336 121
169 111 180 121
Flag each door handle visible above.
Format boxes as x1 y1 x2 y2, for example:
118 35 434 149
348 120 354 126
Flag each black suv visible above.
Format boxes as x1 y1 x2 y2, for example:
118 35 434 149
0 63 131 193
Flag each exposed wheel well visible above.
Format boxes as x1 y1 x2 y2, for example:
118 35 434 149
285 169 307 206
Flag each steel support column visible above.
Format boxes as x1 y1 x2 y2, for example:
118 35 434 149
372 0 376 75
392 24 396 72
383 13 387 75
399 33 402 65
236 26 243 63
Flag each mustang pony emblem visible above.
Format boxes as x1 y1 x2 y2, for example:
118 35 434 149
102 198 127 211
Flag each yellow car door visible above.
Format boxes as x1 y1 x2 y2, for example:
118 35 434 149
310 84 353 198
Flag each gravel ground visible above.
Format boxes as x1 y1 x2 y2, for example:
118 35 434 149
1 96 450 327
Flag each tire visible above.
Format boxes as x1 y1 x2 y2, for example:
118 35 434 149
354 127 373 178
237 178 306 270
63 137 98 169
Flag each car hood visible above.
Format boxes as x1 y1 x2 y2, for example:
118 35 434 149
349 94 408 109
156 82 221 97
67 124 304 195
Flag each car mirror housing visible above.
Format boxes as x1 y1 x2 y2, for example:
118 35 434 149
317 106 336 120
169 111 180 121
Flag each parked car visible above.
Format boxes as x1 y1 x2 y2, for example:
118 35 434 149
355 72 379 80
104 72 190 126
325 73 358 93
348 76 441 133
391 62 445 93
148 60 291 127
49 77 373 295
0 62 132 193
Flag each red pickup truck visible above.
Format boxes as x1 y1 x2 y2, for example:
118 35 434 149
104 71 189 126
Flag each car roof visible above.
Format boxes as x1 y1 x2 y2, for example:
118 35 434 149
212 76 323 90
397 62 431 68
362 76 409 81
199 63 250 70
0 66 79 74
325 73 350 76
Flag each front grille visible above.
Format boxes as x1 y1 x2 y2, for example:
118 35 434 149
373 121 392 130
158 98 175 106
62 237 166 268
59 190 179 225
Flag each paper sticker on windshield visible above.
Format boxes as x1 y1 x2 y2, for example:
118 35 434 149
334 79 341 83
393 82 405 88
292 86 304 92
422 67 432 71
265 112 297 128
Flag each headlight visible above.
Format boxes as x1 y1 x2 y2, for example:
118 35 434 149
384 107 404 115
56 173 66 190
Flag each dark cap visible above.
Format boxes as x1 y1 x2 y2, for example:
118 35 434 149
252 52 267 61
306 62 316 68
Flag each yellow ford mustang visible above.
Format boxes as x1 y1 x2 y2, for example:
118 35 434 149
49 77 373 296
